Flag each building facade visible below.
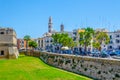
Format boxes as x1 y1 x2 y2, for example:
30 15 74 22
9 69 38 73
107 31 120 50
17 39 27 50
39 17 73 51
73 29 85 47
39 17 120 52
0 28 19 59
36 38 44 50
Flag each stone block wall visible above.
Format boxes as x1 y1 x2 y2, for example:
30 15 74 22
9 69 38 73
40 52 120 80
8 47 19 59
0 46 19 59
0 35 16 45
0 46 9 58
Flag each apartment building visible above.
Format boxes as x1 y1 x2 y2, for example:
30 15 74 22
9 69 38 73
107 30 120 50
17 39 27 50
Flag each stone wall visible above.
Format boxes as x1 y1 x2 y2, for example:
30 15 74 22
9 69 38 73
40 52 120 80
8 47 19 59
0 46 19 59
0 35 16 45
0 28 18 59
21 50 40 57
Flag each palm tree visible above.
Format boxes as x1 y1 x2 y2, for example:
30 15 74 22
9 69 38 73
93 31 110 51
79 27 94 53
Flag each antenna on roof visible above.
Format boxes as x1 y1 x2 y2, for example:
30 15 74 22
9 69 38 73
112 25 115 32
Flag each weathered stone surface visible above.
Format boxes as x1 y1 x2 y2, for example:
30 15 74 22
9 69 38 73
40 52 120 80
0 28 19 59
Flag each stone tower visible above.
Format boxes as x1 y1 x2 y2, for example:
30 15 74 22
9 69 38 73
0 28 19 59
48 16 52 33
60 24 64 32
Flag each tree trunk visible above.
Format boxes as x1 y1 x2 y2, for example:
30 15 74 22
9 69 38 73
71 47 74 54
84 42 87 55
26 41 28 55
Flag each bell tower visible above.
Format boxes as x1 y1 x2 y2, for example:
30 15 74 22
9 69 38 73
48 16 52 33
60 24 64 32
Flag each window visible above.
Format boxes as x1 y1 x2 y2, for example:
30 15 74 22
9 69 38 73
109 46 112 49
38 40 40 43
116 35 120 38
110 35 112 39
20 41 24 44
73 32 77 35
46 40 49 43
0 32 4 34
0 51 4 55
50 40 53 42
110 40 113 44
110 46 112 48
73 37 76 41
116 39 120 43
118 46 120 50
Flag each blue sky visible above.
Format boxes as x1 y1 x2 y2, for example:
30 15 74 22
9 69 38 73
0 0 120 38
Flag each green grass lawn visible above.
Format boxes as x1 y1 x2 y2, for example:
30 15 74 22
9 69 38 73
0 55 92 80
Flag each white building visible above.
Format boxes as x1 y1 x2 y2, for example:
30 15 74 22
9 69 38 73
41 17 74 51
39 17 120 52
36 38 44 50
95 29 120 51
107 30 120 50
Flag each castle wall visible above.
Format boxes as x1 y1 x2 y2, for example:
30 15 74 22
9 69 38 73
0 28 19 59
40 52 120 80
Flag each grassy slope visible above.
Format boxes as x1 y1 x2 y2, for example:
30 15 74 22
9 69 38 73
0 55 92 80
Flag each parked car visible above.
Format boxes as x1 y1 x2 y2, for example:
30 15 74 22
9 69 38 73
73 50 79 55
91 51 100 57
115 50 120 55
109 50 120 56
90 49 101 57
61 49 72 54
100 51 111 58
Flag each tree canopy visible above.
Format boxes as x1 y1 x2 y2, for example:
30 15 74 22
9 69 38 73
93 31 110 51
52 33 75 48
79 27 94 52
29 40 37 49
24 35 31 41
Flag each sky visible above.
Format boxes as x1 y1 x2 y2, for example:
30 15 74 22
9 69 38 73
0 0 120 38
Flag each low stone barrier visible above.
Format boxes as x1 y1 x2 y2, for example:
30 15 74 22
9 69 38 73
19 51 120 80
40 52 120 80
19 50 40 58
